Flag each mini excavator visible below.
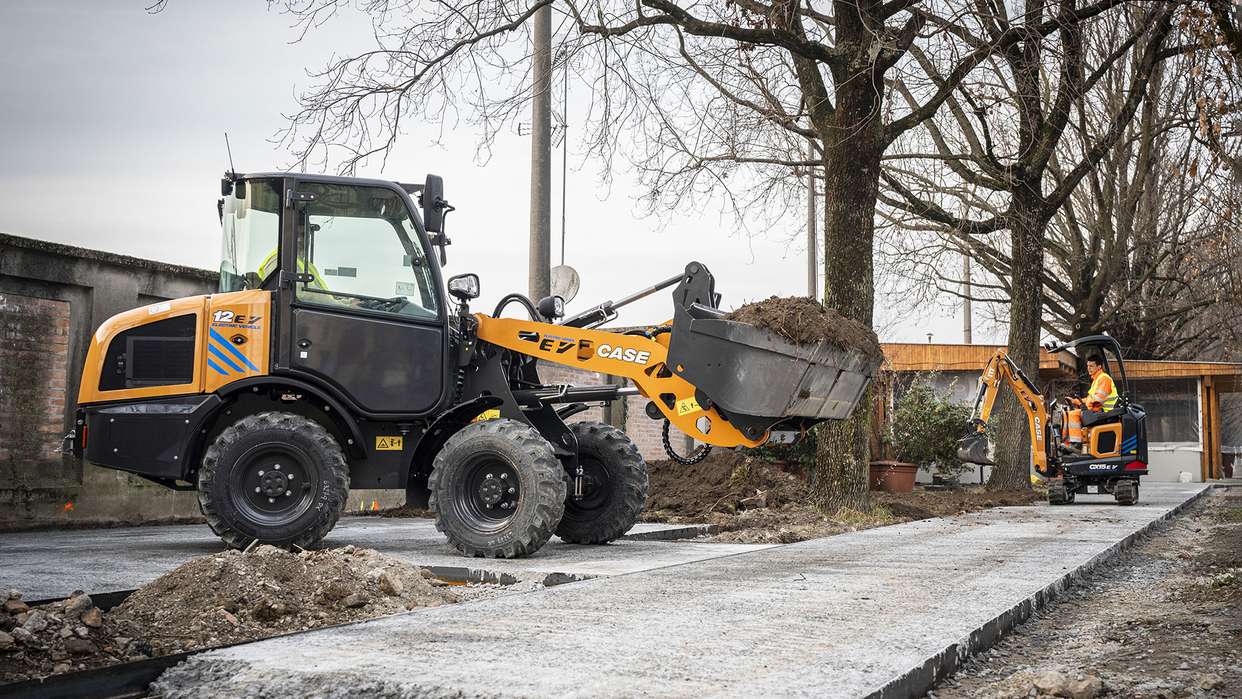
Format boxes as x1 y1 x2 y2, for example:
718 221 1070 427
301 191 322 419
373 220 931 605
957 336 1148 505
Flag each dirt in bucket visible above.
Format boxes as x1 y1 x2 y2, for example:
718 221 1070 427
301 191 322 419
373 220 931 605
725 295 883 361
0 546 457 684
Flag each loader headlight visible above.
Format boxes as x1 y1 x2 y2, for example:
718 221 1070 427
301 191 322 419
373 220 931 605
537 295 565 321
447 273 480 301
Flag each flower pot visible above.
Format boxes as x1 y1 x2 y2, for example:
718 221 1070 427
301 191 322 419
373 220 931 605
869 460 918 493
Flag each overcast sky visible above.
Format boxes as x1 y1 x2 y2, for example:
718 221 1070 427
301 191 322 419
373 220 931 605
0 1 998 343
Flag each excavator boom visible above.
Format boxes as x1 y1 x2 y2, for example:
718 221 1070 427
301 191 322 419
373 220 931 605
957 350 1052 476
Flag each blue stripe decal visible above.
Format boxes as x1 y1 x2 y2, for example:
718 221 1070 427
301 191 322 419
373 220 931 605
208 343 244 373
207 358 230 375
209 328 260 371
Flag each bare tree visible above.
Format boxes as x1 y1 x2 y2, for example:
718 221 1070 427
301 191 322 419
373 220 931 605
876 1 1176 490
265 0 1134 510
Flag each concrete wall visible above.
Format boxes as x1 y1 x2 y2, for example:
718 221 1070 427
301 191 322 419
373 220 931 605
0 233 218 529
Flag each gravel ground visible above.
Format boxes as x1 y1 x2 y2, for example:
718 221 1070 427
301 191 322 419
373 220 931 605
929 489 1242 699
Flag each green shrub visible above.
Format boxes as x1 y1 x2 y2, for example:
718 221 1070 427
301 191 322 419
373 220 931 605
889 377 971 478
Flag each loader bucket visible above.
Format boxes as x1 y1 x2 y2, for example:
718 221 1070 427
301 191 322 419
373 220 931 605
666 302 881 440
957 430 993 465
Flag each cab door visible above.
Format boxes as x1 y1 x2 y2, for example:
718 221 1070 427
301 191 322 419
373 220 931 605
279 179 448 415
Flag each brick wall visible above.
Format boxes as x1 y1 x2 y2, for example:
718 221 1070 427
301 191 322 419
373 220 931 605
0 293 73 488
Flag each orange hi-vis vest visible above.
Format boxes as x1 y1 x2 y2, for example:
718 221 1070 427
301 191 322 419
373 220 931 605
1088 371 1118 411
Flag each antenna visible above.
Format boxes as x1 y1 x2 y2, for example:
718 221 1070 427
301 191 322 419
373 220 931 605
224 132 237 178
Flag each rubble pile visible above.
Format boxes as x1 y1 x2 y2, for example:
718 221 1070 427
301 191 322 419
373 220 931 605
0 545 456 683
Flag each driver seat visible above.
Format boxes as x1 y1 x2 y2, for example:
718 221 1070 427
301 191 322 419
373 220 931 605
1081 406 1125 428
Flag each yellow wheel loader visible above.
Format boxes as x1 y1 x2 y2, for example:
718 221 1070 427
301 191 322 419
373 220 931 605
67 172 880 557
957 336 1148 506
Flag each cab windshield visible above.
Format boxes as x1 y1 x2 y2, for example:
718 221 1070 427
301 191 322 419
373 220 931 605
219 178 282 293
292 181 440 320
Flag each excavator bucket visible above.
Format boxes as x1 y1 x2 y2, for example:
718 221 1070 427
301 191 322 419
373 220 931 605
665 265 881 440
957 430 994 465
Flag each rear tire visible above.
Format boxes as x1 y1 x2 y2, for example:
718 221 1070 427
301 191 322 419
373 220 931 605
198 411 349 549
1114 479 1139 505
556 422 649 544
429 419 565 558
1048 479 1074 505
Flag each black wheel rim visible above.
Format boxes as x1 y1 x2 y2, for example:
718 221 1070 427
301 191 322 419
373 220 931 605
228 443 319 527
562 455 613 523
452 452 522 533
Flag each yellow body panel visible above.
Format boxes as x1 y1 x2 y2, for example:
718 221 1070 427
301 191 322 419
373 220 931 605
78 295 208 404
1087 423 1123 458
474 315 765 449
78 290 272 405
202 290 272 393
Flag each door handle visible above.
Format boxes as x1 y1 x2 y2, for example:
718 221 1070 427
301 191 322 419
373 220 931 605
298 339 312 349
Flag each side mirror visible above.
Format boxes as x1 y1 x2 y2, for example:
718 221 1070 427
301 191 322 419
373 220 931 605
422 174 445 233
447 273 480 301
537 295 565 321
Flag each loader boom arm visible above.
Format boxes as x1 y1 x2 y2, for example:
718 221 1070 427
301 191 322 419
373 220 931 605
966 350 1052 476
474 316 766 449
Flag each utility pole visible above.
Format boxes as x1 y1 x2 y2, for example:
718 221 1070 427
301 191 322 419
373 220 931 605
806 138 818 299
962 254 973 344
528 4 552 301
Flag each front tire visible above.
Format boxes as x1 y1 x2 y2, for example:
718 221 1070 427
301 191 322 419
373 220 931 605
556 422 648 544
430 419 566 558
198 411 349 549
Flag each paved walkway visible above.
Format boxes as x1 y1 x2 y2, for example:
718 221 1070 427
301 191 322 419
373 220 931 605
0 519 753 600
150 482 1211 698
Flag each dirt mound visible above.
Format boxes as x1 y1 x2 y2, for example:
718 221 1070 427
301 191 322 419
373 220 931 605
643 451 1042 545
112 545 451 653
0 546 454 683
726 296 883 361
644 451 810 517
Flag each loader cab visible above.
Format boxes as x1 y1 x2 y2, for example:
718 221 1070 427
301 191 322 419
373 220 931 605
219 173 452 417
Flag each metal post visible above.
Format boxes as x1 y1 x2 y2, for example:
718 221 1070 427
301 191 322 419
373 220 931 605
528 4 552 301
962 254 973 344
560 50 569 267
806 139 818 299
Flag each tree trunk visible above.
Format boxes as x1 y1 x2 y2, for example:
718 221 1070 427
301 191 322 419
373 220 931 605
812 97 883 512
988 191 1044 491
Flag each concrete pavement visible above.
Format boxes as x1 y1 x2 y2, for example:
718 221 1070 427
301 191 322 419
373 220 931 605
149 482 1212 698
0 518 750 600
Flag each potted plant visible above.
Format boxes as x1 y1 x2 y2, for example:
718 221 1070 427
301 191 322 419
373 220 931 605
872 377 971 492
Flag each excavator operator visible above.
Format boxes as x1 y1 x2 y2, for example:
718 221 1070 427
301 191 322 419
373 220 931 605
1064 354 1118 447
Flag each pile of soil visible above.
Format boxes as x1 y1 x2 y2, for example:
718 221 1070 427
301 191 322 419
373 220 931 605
0 546 455 684
643 452 1040 544
643 451 810 517
726 296 883 361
